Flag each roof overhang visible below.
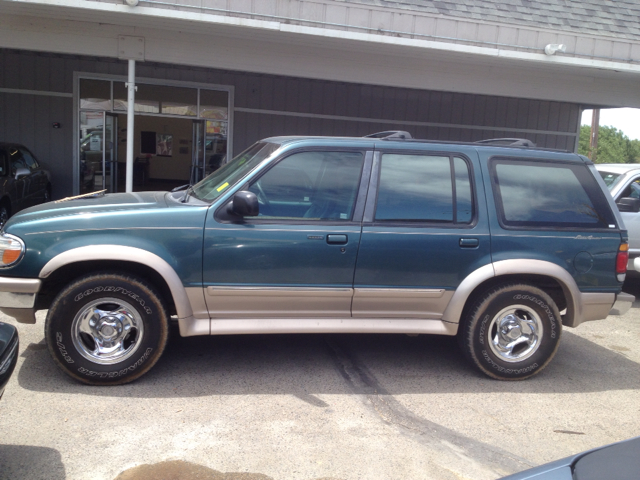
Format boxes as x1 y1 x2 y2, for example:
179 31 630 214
1 0 639 107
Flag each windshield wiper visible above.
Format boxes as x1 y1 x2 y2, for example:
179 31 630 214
180 186 193 203
171 184 189 192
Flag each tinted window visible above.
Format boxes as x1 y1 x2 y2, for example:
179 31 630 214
375 154 473 223
8 147 28 175
19 148 39 170
598 171 621 189
249 151 363 220
491 160 615 229
617 177 640 199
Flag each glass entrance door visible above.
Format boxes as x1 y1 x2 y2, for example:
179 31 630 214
79 111 118 194
190 120 206 185
104 113 118 193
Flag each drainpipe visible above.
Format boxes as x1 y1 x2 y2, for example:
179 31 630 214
125 59 136 193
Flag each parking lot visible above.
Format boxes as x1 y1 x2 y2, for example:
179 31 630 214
1 284 639 480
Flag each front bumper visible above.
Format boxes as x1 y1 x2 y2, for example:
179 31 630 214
0 277 41 324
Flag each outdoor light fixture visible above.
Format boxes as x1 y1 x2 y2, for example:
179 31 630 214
124 0 139 6
544 44 566 56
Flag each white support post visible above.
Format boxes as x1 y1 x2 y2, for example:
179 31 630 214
125 59 136 193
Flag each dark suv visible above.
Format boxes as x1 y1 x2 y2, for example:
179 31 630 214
0 132 632 384
0 143 52 226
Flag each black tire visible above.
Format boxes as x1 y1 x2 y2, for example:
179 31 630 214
45 272 169 385
458 284 562 380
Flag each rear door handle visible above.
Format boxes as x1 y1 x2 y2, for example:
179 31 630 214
459 238 479 248
327 234 348 245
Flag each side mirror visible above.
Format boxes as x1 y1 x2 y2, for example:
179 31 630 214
616 197 640 213
228 191 259 217
14 167 30 180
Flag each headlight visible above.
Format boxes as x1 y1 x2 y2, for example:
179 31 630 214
0 233 25 267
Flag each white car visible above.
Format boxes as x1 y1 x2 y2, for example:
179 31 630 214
596 163 640 273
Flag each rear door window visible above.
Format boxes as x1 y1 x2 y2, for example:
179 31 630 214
490 158 616 229
374 153 474 224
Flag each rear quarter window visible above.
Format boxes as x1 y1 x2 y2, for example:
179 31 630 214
490 158 616 230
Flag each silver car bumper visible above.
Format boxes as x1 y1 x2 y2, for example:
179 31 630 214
0 277 41 324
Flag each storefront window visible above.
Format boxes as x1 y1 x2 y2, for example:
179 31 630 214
114 83 198 116
80 79 111 110
200 89 229 120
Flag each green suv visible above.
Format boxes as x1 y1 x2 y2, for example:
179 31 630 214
0 133 633 384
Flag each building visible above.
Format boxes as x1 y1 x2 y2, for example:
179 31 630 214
1 0 639 197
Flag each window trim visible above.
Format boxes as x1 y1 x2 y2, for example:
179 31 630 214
489 156 618 232
215 147 372 225
364 149 477 228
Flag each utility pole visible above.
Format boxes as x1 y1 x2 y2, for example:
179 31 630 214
589 109 600 163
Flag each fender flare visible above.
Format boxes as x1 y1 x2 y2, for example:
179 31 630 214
39 245 194 321
442 259 580 325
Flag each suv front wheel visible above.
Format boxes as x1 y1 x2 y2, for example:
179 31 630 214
459 284 562 380
45 272 169 385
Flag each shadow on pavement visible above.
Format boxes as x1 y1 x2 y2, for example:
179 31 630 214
15 320 640 398
0 444 65 479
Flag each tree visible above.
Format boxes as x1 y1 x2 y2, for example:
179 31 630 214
578 125 640 163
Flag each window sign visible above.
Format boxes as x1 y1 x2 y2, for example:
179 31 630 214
89 135 101 152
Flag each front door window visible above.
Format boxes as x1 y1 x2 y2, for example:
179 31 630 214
247 151 364 220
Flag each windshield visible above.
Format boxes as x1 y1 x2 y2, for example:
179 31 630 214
598 170 622 190
190 142 280 202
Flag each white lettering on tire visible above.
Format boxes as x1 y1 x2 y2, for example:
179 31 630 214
482 350 539 375
55 332 75 364
77 348 153 378
74 286 152 315
513 294 558 339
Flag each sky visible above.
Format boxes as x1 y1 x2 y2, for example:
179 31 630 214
581 108 640 141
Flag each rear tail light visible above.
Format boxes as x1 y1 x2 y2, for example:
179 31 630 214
616 243 629 276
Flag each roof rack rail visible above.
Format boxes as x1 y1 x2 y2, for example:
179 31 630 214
475 138 536 147
364 131 413 140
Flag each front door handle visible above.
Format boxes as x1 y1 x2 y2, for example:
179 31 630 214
327 234 348 245
459 238 479 248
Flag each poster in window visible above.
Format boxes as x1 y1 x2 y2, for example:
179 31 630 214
156 134 173 157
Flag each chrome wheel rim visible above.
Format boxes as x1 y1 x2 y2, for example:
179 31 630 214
488 305 543 363
71 297 144 365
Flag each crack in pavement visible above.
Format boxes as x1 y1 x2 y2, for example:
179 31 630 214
324 336 533 478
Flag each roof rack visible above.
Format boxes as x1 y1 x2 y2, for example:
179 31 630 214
358 133 561 151
474 138 536 147
364 131 413 140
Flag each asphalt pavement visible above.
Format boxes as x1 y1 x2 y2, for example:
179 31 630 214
1 283 639 480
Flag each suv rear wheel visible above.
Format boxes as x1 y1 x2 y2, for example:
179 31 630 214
45 272 169 385
459 284 562 380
